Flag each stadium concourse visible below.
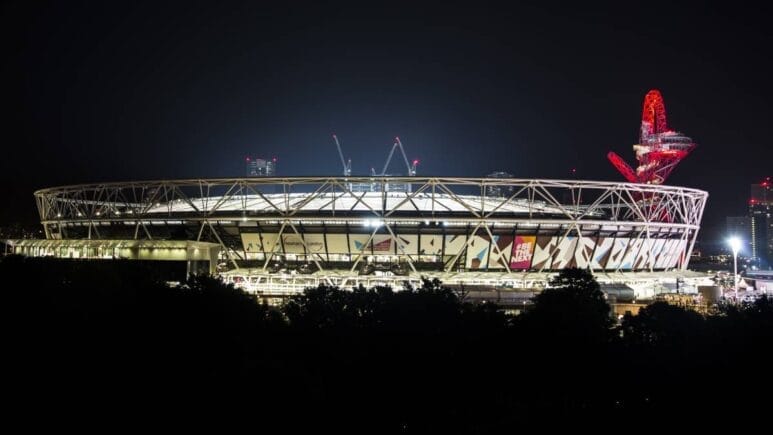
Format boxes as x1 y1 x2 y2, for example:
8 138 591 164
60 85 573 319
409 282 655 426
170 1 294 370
220 269 713 308
7 176 710 303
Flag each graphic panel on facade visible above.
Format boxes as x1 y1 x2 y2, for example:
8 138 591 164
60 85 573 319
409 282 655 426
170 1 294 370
444 235 468 258
419 235 444 256
666 239 688 269
465 235 491 270
260 233 281 255
349 234 372 256
633 239 655 269
241 233 262 254
531 236 557 270
370 235 394 254
655 239 677 269
620 238 643 270
302 234 326 260
510 235 536 270
605 238 629 269
551 236 578 269
326 234 349 254
396 234 418 256
282 234 306 254
591 237 614 269
571 236 597 269
487 235 513 269
648 239 666 269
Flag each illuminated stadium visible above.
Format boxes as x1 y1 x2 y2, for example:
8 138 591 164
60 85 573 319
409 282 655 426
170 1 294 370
9 176 710 300
6 91 714 302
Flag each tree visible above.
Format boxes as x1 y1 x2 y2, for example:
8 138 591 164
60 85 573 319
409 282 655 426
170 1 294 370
282 284 378 330
520 268 614 345
620 301 705 348
548 267 602 292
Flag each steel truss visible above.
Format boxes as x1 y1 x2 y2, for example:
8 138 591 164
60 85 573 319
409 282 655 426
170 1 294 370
35 177 707 272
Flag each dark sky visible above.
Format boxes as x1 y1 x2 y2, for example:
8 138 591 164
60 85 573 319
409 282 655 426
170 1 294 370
2 1 771 242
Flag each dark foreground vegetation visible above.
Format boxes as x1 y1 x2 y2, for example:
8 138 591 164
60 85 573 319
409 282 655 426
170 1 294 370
4 256 772 431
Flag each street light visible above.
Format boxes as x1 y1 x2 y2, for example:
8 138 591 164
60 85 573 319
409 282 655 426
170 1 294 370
728 237 742 303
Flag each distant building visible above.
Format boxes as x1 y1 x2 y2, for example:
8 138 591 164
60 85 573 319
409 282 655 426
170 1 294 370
486 171 514 198
749 177 772 267
381 176 411 193
747 270 773 294
246 157 276 177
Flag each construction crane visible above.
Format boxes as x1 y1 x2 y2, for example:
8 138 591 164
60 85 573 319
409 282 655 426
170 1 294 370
331 134 352 177
376 136 418 176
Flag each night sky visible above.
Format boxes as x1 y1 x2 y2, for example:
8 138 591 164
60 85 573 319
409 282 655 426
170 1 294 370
2 1 771 243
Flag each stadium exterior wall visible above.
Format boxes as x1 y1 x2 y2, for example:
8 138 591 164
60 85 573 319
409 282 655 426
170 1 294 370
32 177 707 275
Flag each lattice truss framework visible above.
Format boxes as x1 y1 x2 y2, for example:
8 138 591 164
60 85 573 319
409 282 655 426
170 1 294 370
35 177 707 273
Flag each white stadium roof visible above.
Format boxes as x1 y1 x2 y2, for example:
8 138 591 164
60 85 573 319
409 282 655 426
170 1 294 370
145 192 577 216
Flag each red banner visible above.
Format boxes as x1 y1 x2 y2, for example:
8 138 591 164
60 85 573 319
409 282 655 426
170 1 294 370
510 236 536 269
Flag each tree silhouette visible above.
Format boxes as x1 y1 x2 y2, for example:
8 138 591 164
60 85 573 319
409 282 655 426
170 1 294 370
7 254 773 429
620 301 705 348
547 266 602 292
520 268 614 345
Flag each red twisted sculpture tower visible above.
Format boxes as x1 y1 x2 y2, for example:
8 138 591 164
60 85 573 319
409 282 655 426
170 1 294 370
608 90 696 184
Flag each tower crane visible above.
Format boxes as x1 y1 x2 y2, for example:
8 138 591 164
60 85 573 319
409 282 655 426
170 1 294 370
332 134 352 177
378 136 418 176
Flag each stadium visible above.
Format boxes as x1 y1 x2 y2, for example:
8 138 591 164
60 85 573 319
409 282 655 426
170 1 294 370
4 91 717 304
8 175 710 303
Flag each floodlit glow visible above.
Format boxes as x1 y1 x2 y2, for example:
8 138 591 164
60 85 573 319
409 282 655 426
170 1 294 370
728 237 742 255
364 219 383 228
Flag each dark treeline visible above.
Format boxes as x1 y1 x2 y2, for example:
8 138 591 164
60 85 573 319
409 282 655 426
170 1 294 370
4 256 772 431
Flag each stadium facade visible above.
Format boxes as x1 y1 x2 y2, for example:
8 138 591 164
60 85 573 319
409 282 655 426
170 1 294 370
5 177 711 301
